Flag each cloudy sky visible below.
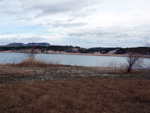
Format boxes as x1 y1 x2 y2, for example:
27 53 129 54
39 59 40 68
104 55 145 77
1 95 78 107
0 0 150 47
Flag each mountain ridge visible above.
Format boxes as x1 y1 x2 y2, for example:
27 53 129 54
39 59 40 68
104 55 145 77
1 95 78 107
4 42 50 47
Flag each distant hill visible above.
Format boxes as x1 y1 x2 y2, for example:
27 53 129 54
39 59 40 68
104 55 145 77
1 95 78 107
26 43 50 47
1 42 150 55
6 43 25 47
5 42 50 47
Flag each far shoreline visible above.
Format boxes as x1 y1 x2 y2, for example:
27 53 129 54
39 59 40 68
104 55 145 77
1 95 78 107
1 50 150 58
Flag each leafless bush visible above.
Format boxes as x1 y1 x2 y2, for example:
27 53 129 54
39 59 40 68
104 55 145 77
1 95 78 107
25 45 37 60
16 58 55 67
144 37 150 49
125 52 142 73
143 37 150 75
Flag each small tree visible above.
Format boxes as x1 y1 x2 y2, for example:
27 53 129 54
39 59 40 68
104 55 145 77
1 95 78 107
125 52 142 73
143 37 150 72
25 45 37 60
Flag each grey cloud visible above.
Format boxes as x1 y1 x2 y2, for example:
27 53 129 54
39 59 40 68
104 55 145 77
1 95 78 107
49 22 87 27
1 32 11 35
67 26 146 47
21 0 97 17
68 28 111 37
0 0 22 15
0 0 98 24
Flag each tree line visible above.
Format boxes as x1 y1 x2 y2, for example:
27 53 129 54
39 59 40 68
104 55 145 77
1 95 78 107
1 45 150 54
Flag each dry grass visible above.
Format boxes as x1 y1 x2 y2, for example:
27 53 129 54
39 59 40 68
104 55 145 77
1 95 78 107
0 78 150 113
15 58 56 67
0 63 150 112
0 63 148 83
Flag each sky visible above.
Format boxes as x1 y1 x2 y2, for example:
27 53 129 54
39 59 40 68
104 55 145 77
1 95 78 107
0 0 150 48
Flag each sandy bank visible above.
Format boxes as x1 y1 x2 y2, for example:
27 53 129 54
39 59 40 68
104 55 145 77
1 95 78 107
1 50 150 58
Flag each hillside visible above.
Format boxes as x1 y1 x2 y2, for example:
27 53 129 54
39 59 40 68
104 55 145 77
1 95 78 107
0 43 150 55
5 42 50 47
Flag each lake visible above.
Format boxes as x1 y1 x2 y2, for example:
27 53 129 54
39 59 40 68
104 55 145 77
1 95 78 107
0 52 127 67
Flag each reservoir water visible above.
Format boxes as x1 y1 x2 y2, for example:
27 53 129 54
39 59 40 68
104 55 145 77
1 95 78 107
0 53 127 67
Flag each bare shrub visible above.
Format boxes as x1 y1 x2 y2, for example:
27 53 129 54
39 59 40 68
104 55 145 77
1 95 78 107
25 45 37 60
16 59 55 67
144 37 150 49
143 37 150 75
125 52 142 73
16 45 50 67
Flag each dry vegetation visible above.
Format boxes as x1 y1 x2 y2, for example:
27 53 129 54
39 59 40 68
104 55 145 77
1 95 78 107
0 59 150 113
16 58 55 67
0 78 150 113
0 62 146 83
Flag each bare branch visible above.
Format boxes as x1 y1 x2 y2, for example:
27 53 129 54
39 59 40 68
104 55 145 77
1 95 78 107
125 52 142 73
25 45 37 60
144 37 150 47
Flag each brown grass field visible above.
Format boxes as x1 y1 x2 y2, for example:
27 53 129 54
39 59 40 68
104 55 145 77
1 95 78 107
0 60 150 113
0 78 150 113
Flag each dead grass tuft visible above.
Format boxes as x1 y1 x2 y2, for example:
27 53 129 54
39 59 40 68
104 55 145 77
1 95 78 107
15 58 55 67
